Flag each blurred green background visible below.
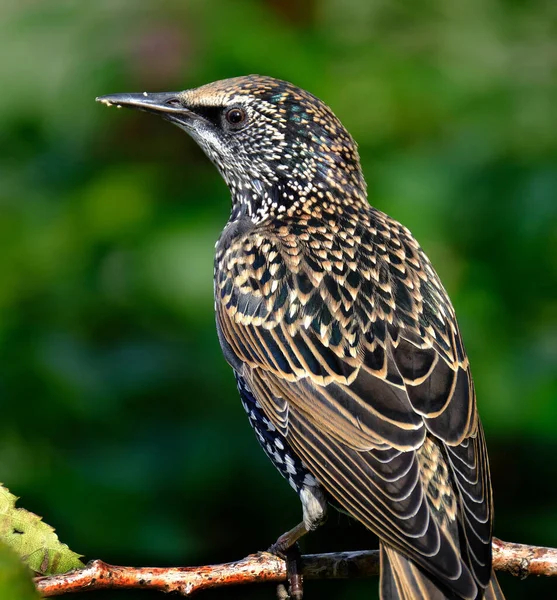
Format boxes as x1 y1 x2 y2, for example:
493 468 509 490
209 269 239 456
1 0 556 598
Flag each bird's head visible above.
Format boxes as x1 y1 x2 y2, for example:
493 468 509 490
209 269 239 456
97 75 366 222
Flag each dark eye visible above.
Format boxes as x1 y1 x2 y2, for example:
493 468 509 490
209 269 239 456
224 107 247 127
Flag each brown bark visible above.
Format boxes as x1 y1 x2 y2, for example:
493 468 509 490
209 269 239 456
35 538 557 597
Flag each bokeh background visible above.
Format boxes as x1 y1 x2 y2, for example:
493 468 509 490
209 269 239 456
1 1 556 598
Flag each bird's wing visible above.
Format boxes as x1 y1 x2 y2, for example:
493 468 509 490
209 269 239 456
214 209 492 594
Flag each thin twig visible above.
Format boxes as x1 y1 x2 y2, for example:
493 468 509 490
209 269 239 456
34 538 557 597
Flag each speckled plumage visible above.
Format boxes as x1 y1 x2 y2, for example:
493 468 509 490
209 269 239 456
98 76 504 600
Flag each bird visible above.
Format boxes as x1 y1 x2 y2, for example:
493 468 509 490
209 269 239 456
97 75 505 600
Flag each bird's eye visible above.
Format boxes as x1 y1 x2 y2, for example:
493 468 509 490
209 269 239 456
224 107 247 128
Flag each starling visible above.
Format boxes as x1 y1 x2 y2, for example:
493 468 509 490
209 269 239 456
97 76 505 600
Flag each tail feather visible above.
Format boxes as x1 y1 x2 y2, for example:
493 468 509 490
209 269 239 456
380 544 462 600
483 574 505 600
380 544 505 600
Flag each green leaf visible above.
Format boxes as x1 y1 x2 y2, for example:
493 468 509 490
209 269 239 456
0 541 41 600
0 484 84 575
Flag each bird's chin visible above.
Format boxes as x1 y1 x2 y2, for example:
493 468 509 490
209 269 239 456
175 120 231 165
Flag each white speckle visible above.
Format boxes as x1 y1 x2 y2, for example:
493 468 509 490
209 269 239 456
275 438 284 450
303 473 318 486
143 92 148 97
285 454 297 475
262 417 276 432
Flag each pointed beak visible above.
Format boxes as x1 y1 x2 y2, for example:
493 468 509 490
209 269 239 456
95 91 202 126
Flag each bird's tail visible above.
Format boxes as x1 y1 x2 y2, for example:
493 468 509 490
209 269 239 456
379 544 505 600
482 574 505 600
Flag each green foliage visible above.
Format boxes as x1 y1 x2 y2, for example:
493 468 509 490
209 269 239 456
0 542 40 600
0 484 83 576
0 1 555 599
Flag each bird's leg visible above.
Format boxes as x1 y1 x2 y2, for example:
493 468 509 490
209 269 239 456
270 484 328 600
270 522 308 555
269 484 327 553
275 543 303 600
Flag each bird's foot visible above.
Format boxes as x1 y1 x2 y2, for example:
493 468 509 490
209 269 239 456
269 521 308 556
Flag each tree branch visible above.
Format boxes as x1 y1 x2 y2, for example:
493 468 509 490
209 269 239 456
34 538 557 597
